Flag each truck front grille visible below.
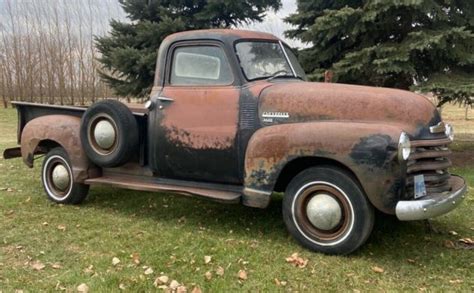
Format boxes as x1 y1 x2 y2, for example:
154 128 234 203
406 137 452 197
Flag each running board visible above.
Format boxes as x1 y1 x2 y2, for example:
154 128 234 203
85 175 242 204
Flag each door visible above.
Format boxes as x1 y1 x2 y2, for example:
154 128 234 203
151 44 241 184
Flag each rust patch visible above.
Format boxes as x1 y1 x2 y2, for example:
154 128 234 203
259 82 436 128
20 115 94 182
160 87 239 149
244 122 404 213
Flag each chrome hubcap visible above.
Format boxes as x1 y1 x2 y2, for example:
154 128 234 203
93 120 116 149
306 193 342 230
51 164 70 191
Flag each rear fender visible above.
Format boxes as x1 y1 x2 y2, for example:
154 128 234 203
243 122 411 213
20 115 94 182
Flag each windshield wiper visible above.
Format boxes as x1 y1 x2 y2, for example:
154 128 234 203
267 70 304 81
267 70 292 81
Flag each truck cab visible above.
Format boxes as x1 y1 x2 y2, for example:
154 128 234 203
3 29 467 254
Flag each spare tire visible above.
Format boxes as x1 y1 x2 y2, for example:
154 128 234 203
80 100 138 168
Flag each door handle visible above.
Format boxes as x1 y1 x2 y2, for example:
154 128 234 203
158 96 174 102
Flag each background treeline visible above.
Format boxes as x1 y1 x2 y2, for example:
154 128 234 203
0 0 125 107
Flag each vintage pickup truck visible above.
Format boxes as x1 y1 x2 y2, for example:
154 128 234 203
3 29 467 254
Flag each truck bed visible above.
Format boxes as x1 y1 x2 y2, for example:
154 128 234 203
11 101 147 143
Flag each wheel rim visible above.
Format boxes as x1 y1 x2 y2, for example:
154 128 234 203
44 155 73 199
87 113 118 155
292 181 354 246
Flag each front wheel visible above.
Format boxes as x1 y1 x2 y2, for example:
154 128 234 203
41 147 89 204
282 166 374 255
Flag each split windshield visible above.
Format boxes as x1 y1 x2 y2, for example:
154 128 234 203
235 41 306 81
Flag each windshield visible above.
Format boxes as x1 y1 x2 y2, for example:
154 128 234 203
235 41 306 81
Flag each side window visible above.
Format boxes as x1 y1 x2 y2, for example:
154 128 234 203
170 46 233 86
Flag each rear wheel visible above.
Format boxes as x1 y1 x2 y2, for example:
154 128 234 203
282 166 374 254
42 147 89 204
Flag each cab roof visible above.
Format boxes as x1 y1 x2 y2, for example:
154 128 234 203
164 29 279 43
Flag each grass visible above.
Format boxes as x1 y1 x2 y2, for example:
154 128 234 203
0 105 473 292
440 103 474 142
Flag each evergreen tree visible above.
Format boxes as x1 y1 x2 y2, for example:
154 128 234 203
96 0 281 97
286 0 474 105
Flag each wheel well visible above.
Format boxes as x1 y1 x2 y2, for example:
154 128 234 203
36 139 61 154
273 157 360 192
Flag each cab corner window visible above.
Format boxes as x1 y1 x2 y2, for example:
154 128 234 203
170 46 233 86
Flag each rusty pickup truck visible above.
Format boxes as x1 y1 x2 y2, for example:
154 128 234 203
3 29 467 254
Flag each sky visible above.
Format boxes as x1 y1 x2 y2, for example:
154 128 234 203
0 0 302 46
240 0 303 47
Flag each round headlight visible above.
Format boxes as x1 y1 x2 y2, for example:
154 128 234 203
398 132 411 162
445 123 454 141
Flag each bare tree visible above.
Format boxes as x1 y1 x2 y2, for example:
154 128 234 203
0 0 125 107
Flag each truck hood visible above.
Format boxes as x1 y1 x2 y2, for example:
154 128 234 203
258 81 440 137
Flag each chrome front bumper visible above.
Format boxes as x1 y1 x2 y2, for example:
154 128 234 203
396 175 467 221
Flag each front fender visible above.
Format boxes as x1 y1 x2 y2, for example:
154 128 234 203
243 121 411 213
20 115 93 182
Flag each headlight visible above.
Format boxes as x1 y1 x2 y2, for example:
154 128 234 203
398 132 411 162
445 123 454 141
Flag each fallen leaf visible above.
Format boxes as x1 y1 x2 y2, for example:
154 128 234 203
407 259 416 264
274 278 281 286
131 253 140 265
119 283 126 290
57 225 66 231
112 257 121 266
77 283 89 293
280 281 287 286
24 197 31 203
169 280 180 289
372 266 384 273
448 230 458 236
144 267 154 275
154 275 169 286
42 222 48 226
216 266 225 276
205 271 212 281
204 255 212 264
7 187 14 192
238 269 247 280
191 287 202 293
51 263 62 269
444 240 455 249
459 238 474 245
449 279 463 284
30 261 46 271
83 265 94 274
285 253 308 268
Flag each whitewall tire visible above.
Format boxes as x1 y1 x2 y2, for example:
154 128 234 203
41 147 89 204
282 166 374 255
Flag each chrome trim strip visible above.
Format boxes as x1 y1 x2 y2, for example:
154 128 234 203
429 121 446 133
396 175 467 221
279 40 297 78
